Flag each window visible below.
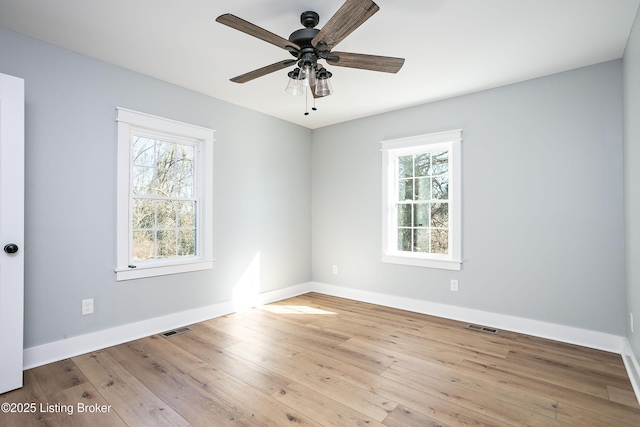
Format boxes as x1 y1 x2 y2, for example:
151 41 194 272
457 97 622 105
116 108 215 281
381 130 461 270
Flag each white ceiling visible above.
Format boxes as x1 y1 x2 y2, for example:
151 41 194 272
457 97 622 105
1 0 639 129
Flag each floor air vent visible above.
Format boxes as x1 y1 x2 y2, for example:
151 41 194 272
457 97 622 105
161 327 191 338
466 324 498 334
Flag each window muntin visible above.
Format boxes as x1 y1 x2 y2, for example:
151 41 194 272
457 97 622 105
381 130 461 270
395 150 450 255
116 108 214 281
131 135 198 261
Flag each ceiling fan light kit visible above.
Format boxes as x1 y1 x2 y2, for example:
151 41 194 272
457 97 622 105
216 0 404 115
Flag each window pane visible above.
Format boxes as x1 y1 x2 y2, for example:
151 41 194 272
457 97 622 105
132 199 154 230
133 165 154 195
157 200 177 229
413 203 429 227
155 167 176 197
431 229 448 254
431 151 449 175
431 202 449 228
397 204 412 227
132 230 154 260
415 153 430 177
133 137 155 167
398 178 413 201
398 155 413 178
176 145 194 197
414 177 431 200
397 228 412 252
178 201 195 228
156 141 174 168
178 229 196 256
176 144 194 162
156 230 177 258
432 174 449 199
176 164 194 198
413 229 430 253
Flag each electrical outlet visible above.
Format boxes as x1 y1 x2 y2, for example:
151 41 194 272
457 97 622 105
631 313 634 333
82 298 94 315
332 265 338 274
450 280 459 292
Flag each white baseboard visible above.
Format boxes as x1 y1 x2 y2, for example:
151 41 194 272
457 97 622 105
23 282 313 370
308 282 624 354
622 338 640 406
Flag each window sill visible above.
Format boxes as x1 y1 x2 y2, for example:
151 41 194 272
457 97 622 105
115 259 215 281
381 253 461 270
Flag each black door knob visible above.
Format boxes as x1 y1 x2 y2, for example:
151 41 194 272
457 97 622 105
4 243 18 254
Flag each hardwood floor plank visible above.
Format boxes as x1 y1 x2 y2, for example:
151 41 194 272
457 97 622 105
389 353 558 418
0 370 62 427
506 349 634 391
272 382 386 427
306 315 398 341
340 335 464 370
505 338 629 380
49 383 126 427
104 339 257 427
458 359 640 425
411 322 512 359
72 351 190 427
383 405 453 427
108 335 208 375
187 365 322 427
226 342 397 422
557 401 640 427
161 326 292 396
368 372 514 427
382 330 506 366
381 364 561 426
290 348 383 391
483 352 611 398
203 314 306 358
515 334 623 365
296 294 426 332
607 385 640 408
28 359 89 399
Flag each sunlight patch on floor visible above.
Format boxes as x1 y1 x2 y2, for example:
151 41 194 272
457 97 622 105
261 305 336 315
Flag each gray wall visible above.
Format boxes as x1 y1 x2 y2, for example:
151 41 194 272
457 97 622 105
312 60 626 335
0 28 312 348
624 12 640 354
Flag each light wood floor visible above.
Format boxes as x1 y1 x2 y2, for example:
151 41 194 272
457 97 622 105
2 292 640 426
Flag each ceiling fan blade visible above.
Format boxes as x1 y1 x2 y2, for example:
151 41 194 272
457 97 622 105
216 14 301 52
328 52 405 73
230 59 297 83
311 0 379 51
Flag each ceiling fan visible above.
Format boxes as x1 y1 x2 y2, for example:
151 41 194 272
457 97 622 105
216 0 405 100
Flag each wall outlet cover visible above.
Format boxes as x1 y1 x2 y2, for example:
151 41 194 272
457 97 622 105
82 298 94 315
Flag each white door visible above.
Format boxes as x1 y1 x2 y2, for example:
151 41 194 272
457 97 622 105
0 73 25 394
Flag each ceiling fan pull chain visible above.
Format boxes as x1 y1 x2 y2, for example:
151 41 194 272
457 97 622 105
304 87 310 115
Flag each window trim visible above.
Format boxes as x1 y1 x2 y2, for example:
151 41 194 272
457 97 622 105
115 108 215 281
381 129 462 270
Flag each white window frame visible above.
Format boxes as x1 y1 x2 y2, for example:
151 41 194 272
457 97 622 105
115 108 215 281
381 129 462 270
